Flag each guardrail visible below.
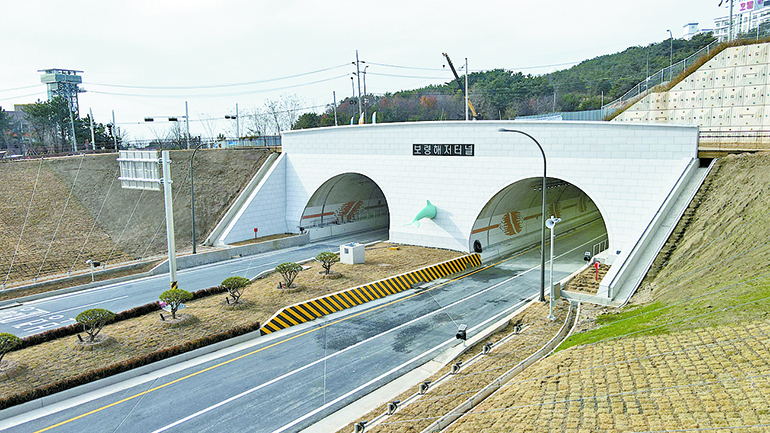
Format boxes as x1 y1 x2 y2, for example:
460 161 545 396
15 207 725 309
601 40 721 119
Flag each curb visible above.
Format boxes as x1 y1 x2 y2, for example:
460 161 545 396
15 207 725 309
259 254 482 335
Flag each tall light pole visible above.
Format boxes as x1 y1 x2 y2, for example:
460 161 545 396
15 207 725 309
362 65 369 122
498 128 548 303
190 142 206 254
465 58 469 121
666 29 674 81
546 215 562 321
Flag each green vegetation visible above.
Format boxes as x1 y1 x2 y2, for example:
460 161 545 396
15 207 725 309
221 276 250 304
14 97 119 154
292 33 715 128
316 252 340 275
159 288 193 319
76 308 116 343
275 262 303 288
0 333 21 364
559 155 770 353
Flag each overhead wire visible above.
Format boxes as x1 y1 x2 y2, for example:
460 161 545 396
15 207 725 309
35 153 86 281
2 158 43 289
69 165 121 275
87 74 351 99
85 64 349 90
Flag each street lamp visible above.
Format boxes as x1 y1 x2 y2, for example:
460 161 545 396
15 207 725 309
190 142 207 254
545 215 562 321
498 128 548 303
666 29 674 81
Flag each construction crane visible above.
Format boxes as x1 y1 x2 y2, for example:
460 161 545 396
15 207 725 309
442 53 478 120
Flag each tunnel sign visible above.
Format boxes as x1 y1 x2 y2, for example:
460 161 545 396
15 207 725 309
413 144 474 156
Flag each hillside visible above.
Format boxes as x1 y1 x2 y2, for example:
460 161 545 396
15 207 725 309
0 148 273 287
294 33 716 128
442 152 770 431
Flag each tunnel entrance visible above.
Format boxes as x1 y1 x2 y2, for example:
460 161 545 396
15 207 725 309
300 173 389 241
470 177 608 259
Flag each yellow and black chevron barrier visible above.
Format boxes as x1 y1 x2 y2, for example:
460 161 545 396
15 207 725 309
259 253 481 335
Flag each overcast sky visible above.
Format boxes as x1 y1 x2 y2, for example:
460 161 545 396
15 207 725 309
1 1 728 140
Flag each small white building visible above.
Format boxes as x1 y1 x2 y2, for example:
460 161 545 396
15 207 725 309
713 1 770 41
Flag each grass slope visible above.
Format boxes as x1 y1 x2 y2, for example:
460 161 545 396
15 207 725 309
441 152 770 431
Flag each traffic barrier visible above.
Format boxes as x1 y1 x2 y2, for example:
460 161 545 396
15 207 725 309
259 253 482 335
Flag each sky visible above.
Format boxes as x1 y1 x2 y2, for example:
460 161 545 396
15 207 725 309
1 0 729 141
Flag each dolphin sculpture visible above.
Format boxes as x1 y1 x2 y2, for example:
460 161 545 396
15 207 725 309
405 200 437 227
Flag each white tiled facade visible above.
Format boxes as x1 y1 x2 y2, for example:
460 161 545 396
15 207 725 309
222 121 698 261
713 4 770 41
614 42 770 133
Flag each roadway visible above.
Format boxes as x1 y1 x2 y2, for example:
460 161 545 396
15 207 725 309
1 220 606 433
0 230 389 337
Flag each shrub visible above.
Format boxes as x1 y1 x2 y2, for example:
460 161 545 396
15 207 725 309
316 252 340 275
221 276 250 304
0 320 261 411
76 309 116 343
275 262 303 288
159 288 193 319
0 333 21 364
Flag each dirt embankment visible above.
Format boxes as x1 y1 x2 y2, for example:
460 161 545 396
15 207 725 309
0 148 273 287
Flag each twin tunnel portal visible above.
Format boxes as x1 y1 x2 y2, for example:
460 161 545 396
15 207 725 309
300 172 607 257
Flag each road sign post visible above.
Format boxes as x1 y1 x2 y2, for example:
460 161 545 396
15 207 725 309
118 150 178 290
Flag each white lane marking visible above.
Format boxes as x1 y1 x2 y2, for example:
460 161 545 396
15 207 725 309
3 296 130 325
229 261 279 274
274 298 534 433
150 264 535 432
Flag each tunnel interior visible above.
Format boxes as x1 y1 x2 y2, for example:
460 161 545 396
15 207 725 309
300 173 389 239
470 177 608 257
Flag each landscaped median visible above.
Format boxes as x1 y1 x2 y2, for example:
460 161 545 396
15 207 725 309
0 243 463 411
260 253 482 334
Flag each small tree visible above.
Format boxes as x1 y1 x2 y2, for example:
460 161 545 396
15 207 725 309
275 262 303 288
76 309 116 343
0 333 21 364
316 252 340 275
159 288 193 319
221 276 250 304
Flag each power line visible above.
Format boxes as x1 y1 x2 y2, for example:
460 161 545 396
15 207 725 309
0 84 41 93
85 64 350 90
87 74 350 99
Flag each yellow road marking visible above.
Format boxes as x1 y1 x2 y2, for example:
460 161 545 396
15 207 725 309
35 240 574 432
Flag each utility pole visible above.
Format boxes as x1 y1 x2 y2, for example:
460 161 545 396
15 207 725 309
185 101 190 150
354 50 363 123
112 110 118 149
89 108 96 151
465 58 469 121
333 91 339 126
235 103 240 144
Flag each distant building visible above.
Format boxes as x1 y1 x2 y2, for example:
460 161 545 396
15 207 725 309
713 1 770 41
38 68 84 115
683 23 713 40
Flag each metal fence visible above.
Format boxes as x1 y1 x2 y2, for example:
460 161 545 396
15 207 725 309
699 129 770 151
601 39 722 119
123 135 281 150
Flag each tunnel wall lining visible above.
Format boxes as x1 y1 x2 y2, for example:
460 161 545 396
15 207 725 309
280 121 697 263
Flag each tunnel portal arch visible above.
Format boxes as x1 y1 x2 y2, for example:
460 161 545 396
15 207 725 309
469 177 608 257
300 173 389 240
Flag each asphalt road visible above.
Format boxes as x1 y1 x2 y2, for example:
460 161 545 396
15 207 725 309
0 230 389 337
1 221 606 433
